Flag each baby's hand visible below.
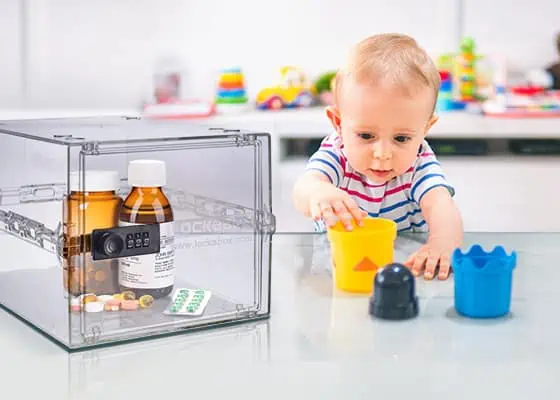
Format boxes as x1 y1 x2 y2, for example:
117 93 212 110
404 237 456 280
309 183 367 230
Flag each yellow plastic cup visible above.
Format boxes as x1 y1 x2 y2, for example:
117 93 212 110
327 217 397 293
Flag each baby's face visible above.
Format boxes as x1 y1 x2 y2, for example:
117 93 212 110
331 79 437 184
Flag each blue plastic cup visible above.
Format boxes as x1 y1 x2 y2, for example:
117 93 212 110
452 245 517 318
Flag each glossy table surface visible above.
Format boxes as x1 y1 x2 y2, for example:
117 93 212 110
1 232 558 399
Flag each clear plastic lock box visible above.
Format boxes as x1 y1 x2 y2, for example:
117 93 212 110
0 116 274 351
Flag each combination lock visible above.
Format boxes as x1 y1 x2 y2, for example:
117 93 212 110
91 224 161 261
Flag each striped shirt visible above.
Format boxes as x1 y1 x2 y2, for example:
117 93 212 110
306 133 455 233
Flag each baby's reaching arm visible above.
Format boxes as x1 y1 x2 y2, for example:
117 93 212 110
404 145 463 280
292 170 367 230
293 136 367 230
404 187 463 279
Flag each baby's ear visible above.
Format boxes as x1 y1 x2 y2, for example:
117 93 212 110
424 114 439 135
326 106 342 135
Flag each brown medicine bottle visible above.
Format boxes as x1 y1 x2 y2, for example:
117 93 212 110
118 160 175 299
63 170 122 296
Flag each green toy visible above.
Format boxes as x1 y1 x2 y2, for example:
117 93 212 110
314 71 336 94
314 71 337 106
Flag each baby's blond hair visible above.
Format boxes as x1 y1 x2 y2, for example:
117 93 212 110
333 33 441 114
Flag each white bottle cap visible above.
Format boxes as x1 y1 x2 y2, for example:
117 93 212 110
69 170 120 192
128 160 166 187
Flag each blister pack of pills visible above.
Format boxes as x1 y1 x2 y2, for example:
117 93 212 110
163 288 212 316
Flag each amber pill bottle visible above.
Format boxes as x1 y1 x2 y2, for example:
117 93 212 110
63 170 122 296
118 160 175 299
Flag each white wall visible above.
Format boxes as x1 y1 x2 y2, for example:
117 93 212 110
463 0 559 73
2 0 461 108
0 0 558 108
0 0 23 107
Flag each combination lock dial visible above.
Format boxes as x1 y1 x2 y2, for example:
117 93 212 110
91 224 160 261
97 232 124 257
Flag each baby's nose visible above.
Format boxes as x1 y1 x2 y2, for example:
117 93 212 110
373 147 392 160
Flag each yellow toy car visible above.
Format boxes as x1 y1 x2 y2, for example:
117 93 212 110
256 66 316 110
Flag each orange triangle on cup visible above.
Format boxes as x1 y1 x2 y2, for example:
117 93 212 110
353 257 378 272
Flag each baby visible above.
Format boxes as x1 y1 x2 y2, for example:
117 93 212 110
292 33 463 280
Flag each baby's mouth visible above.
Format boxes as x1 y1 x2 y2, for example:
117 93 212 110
370 169 392 178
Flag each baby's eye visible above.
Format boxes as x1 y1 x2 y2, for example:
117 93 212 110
358 133 374 140
394 135 411 143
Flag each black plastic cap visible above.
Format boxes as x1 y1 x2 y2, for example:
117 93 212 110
369 263 419 320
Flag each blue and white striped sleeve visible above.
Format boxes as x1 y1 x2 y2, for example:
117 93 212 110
305 143 345 187
410 143 455 205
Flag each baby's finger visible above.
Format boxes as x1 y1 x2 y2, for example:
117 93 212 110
423 253 439 280
437 254 452 280
310 201 323 221
411 251 427 277
331 200 354 229
403 251 417 268
343 199 365 226
319 202 338 227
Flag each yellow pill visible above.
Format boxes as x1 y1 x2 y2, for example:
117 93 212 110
82 294 97 304
121 291 136 300
139 295 154 308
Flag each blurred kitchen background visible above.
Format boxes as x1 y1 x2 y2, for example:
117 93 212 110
0 0 559 232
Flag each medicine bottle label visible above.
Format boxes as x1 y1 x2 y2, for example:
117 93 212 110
118 221 175 289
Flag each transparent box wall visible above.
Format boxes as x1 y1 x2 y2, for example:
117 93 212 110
0 117 274 351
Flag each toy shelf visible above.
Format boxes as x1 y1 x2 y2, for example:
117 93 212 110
1 107 559 161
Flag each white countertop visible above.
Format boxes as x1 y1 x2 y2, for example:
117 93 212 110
1 107 559 138
0 232 558 399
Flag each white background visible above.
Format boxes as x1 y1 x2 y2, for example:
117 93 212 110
0 0 558 108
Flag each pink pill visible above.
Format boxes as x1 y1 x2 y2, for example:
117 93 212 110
106 298 121 306
121 300 139 311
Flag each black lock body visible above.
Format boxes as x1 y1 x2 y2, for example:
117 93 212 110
91 224 160 261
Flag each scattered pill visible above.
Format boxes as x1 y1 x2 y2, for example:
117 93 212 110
82 294 97 304
106 298 121 307
138 295 154 308
121 291 136 300
121 300 139 311
79 293 95 301
97 295 113 303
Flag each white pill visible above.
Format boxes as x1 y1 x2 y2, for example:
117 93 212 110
70 297 81 306
97 295 113 303
85 301 104 313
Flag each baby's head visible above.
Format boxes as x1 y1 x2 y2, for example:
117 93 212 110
326 33 441 183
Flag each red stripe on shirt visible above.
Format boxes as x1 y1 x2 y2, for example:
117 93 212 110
385 183 411 195
342 188 384 202
341 182 410 203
